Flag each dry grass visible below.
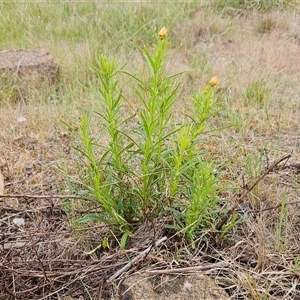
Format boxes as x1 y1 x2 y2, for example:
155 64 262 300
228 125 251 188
1 3 300 299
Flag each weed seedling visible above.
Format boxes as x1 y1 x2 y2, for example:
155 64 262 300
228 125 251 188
71 27 226 247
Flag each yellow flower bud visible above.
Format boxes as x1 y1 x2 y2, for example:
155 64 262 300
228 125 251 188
209 76 218 87
158 26 168 40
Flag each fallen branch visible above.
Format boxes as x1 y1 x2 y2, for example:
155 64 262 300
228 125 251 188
107 236 167 283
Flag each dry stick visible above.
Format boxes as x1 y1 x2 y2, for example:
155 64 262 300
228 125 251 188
107 236 167 283
27 229 50 284
253 199 300 212
146 261 228 274
216 153 292 231
0 194 83 199
0 206 103 216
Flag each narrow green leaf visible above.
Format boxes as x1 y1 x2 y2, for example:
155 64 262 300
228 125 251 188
75 214 116 226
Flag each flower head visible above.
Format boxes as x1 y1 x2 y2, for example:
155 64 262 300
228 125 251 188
209 76 218 87
158 26 168 40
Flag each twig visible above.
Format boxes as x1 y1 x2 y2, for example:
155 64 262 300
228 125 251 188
146 261 228 274
252 199 300 212
107 236 167 283
27 229 50 283
216 154 292 231
0 194 83 199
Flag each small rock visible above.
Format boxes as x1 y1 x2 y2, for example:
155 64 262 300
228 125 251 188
17 115 27 122
13 217 25 226
119 273 229 300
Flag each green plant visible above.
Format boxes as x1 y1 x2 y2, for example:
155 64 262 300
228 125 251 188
293 256 300 272
244 79 270 107
71 28 224 247
244 269 274 300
